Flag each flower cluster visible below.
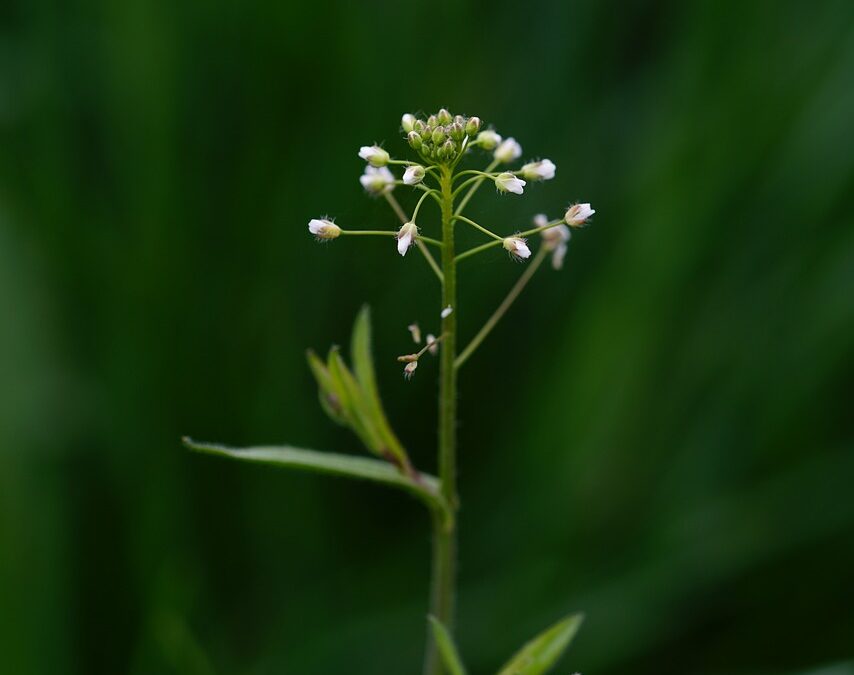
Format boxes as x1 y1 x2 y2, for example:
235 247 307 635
307 109 594 267
403 108 481 164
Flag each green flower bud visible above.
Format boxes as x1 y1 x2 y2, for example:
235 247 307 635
442 139 456 159
449 122 465 141
401 113 416 133
408 131 422 150
427 114 438 127
465 116 481 137
437 108 452 125
414 119 426 134
432 127 446 144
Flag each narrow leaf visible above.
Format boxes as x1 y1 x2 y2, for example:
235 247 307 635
428 616 467 675
496 613 583 675
350 305 409 466
183 438 447 515
306 349 346 426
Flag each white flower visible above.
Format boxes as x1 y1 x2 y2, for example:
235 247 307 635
494 137 522 163
565 203 595 227
533 213 549 229
403 164 426 185
426 334 439 355
396 222 419 256
401 113 416 133
503 236 531 260
403 361 418 379
360 166 395 195
476 129 502 150
540 223 571 270
358 145 390 167
520 159 556 181
495 172 526 195
441 305 453 318
307 218 341 240
408 323 422 344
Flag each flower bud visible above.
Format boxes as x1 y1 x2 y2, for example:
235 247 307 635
503 236 532 260
407 323 422 344
414 119 426 134
540 222 570 270
449 122 465 141
454 115 465 127
403 361 418 379
442 139 456 159
360 166 395 195
358 145 390 167
494 137 522 163
564 203 595 227
519 159 556 181
427 114 438 127
495 172 526 195
401 113 416 133
437 108 452 125
403 164 426 185
477 129 501 150
396 222 419 256
466 117 482 137
308 218 341 240
407 131 422 150
432 126 446 145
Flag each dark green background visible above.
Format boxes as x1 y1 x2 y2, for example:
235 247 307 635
1 1 852 673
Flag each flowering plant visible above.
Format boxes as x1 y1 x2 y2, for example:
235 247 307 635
185 108 594 674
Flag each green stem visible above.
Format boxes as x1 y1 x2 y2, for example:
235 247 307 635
454 158 499 216
455 245 548 369
425 165 458 675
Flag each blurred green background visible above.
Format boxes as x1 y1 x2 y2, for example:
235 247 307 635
1 0 853 673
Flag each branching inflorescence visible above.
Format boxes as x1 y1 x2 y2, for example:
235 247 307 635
187 108 594 675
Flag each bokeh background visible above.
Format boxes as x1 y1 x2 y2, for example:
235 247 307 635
1 0 853 673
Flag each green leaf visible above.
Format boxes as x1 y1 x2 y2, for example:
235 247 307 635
183 438 449 518
306 349 346 426
496 613 583 675
350 305 409 467
428 616 467 675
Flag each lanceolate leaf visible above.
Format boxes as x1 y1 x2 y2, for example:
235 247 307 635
496 613 583 675
350 305 409 465
183 438 449 519
428 616 467 675
306 349 346 426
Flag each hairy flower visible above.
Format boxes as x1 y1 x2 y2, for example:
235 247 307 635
565 203 595 227
520 159 556 181
403 361 418 379
360 166 395 195
358 145 390 167
397 222 419 256
403 164 426 185
503 236 532 260
494 137 522 163
495 172 526 195
307 218 341 240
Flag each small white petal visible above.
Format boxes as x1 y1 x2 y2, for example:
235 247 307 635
552 242 568 270
495 172 526 195
403 165 425 185
396 222 418 256
494 137 522 163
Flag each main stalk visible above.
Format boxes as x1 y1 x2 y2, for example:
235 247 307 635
425 166 458 675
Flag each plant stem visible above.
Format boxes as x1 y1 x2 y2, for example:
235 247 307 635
455 245 549 369
424 166 458 675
